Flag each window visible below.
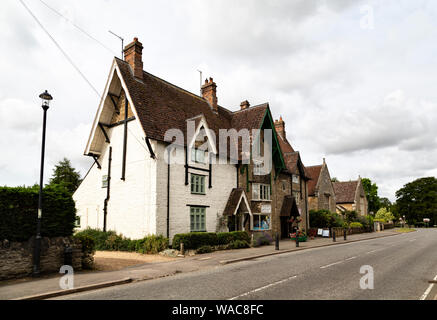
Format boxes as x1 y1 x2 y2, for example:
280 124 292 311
292 175 299 184
253 160 263 176
75 216 81 228
190 206 206 232
252 183 271 201
191 148 206 164
102 175 108 188
191 174 206 194
294 192 301 205
253 214 270 230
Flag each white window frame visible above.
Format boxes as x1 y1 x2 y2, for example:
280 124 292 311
252 183 271 201
292 175 299 184
191 148 206 164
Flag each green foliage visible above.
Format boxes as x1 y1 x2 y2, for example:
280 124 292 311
136 235 169 254
227 240 250 249
252 232 273 247
172 231 250 250
0 185 76 241
361 178 381 213
74 234 96 255
74 228 169 253
196 245 213 254
349 222 363 228
48 158 82 195
395 177 437 226
344 211 358 223
375 208 395 222
309 210 344 228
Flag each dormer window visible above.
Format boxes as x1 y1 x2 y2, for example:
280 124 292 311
292 175 299 184
191 148 206 164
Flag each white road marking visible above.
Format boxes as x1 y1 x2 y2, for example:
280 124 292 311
420 274 437 300
345 256 357 261
409 239 417 242
320 261 344 269
228 275 297 300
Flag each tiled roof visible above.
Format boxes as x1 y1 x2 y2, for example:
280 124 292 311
115 58 268 150
333 181 358 204
223 188 248 216
277 134 308 177
306 165 322 196
280 195 300 217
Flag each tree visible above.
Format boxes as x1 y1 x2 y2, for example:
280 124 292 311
395 177 437 226
375 207 394 222
379 197 392 211
361 178 380 214
331 177 339 182
48 158 82 195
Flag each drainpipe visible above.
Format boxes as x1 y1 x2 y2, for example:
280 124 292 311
167 147 171 238
103 147 112 232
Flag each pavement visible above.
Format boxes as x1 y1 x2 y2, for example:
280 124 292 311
0 229 418 300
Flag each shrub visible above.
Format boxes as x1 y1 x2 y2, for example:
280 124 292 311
309 210 344 228
172 232 219 250
0 185 76 241
136 235 169 254
196 245 213 254
217 231 250 245
252 232 273 247
349 222 363 228
227 240 250 249
74 228 168 254
73 233 95 269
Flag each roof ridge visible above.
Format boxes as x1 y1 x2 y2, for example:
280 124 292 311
115 57 233 113
306 164 323 168
232 103 269 114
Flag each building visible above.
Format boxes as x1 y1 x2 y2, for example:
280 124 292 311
306 159 336 213
73 37 307 241
333 178 368 216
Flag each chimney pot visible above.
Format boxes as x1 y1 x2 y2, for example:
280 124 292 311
240 100 250 110
201 77 218 112
274 117 285 139
123 37 143 80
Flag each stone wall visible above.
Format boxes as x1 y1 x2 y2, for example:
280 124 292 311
0 237 82 281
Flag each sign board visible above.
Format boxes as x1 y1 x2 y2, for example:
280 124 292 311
322 229 330 237
317 228 323 236
261 204 271 214
423 218 430 223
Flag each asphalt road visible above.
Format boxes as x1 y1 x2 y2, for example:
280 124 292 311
56 229 437 300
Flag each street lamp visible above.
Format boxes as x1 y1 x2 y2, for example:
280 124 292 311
33 90 53 277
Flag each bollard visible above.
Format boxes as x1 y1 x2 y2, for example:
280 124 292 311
332 229 336 242
295 232 299 247
275 233 279 250
344 228 347 241
180 242 185 256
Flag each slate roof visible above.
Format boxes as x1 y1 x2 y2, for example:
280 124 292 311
306 165 323 196
115 58 268 150
333 181 358 204
276 134 308 178
280 195 300 217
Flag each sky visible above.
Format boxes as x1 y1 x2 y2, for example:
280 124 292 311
1 0 436 202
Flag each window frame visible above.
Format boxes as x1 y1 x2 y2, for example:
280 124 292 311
252 183 271 201
190 206 206 232
191 148 207 164
102 175 108 188
190 173 206 195
252 214 271 231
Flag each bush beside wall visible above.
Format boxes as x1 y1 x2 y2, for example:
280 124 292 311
0 185 76 241
172 231 250 250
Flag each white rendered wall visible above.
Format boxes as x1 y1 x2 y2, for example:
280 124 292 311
155 142 237 241
73 120 158 239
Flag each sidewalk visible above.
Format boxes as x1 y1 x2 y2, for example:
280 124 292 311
0 229 402 300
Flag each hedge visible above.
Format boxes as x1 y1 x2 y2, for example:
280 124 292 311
172 231 250 250
74 228 169 254
0 185 76 241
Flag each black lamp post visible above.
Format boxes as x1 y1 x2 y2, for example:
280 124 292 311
33 90 53 277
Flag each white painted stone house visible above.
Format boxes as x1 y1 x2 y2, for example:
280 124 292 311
73 37 303 240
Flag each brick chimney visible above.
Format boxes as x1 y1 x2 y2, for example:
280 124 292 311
240 100 250 110
201 77 218 112
274 116 285 139
123 37 143 80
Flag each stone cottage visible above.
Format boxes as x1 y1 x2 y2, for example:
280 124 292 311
306 159 336 213
333 178 368 216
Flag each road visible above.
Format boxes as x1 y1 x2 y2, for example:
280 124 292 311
56 229 437 300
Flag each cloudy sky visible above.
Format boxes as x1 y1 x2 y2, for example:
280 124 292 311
1 0 436 201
